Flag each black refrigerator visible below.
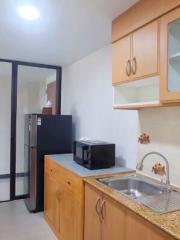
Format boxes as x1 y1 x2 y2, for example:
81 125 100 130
24 114 72 212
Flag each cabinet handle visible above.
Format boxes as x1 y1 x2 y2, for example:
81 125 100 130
126 60 131 77
100 200 106 220
67 181 71 186
95 198 101 217
132 57 137 75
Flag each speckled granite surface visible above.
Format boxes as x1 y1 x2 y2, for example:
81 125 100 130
84 173 180 240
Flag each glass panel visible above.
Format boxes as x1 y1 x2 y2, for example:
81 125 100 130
16 65 56 196
168 19 180 91
0 62 12 201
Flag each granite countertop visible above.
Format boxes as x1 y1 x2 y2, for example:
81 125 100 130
46 154 133 177
84 174 180 240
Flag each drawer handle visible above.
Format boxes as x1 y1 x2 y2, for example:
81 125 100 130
132 57 137 75
50 169 53 172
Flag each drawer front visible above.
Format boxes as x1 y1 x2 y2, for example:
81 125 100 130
45 157 83 199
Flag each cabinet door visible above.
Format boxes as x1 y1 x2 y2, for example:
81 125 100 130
84 184 102 240
132 21 159 79
101 196 126 240
160 7 180 102
126 211 173 240
60 189 83 240
44 174 61 234
112 35 132 84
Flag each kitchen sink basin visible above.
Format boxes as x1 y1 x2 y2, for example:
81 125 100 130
98 175 164 199
98 175 180 214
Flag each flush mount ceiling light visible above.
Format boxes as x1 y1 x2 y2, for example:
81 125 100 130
18 5 40 20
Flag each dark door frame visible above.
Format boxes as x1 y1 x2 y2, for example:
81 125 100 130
0 58 62 201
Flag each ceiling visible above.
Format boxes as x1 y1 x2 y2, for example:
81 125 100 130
0 0 137 66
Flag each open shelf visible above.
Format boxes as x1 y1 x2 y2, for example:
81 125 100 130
113 101 162 110
113 76 160 109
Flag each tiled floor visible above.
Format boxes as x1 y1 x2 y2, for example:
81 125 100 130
0 200 56 240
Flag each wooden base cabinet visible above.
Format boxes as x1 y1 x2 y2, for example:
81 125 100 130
84 184 126 240
101 195 126 240
44 174 61 235
84 183 175 240
84 184 102 240
126 211 174 240
44 157 84 240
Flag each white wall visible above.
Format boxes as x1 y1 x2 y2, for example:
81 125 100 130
62 46 138 169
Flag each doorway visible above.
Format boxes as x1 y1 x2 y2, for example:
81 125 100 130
0 59 62 202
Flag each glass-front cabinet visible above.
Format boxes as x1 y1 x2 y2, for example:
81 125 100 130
160 7 180 102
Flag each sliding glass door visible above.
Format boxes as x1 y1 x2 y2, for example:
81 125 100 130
15 65 57 197
0 59 61 201
0 62 12 202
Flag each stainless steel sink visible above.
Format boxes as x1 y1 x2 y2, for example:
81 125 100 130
99 175 163 199
98 175 180 214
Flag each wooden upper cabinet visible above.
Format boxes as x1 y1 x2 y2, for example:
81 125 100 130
112 20 159 84
112 35 131 84
132 21 159 79
112 0 180 43
101 196 126 240
84 184 102 240
160 7 180 102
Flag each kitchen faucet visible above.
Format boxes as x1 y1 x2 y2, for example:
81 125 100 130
136 151 170 190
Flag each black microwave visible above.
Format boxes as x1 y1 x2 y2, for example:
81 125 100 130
73 140 115 170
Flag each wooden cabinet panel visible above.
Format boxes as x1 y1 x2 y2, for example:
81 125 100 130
126 211 174 240
132 21 159 79
45 156 83 197
44 157 84 240
112 0 180 42
112 35 132 84
160 7 180 102
112 20 159 85
44 174 61 235
61 190 83 240
84 184 175 240
84 184 102 240
102 196 126 240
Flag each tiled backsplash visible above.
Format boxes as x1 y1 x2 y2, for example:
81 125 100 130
138 107 180 187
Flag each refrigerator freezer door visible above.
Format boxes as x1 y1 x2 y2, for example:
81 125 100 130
30 115 37 147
